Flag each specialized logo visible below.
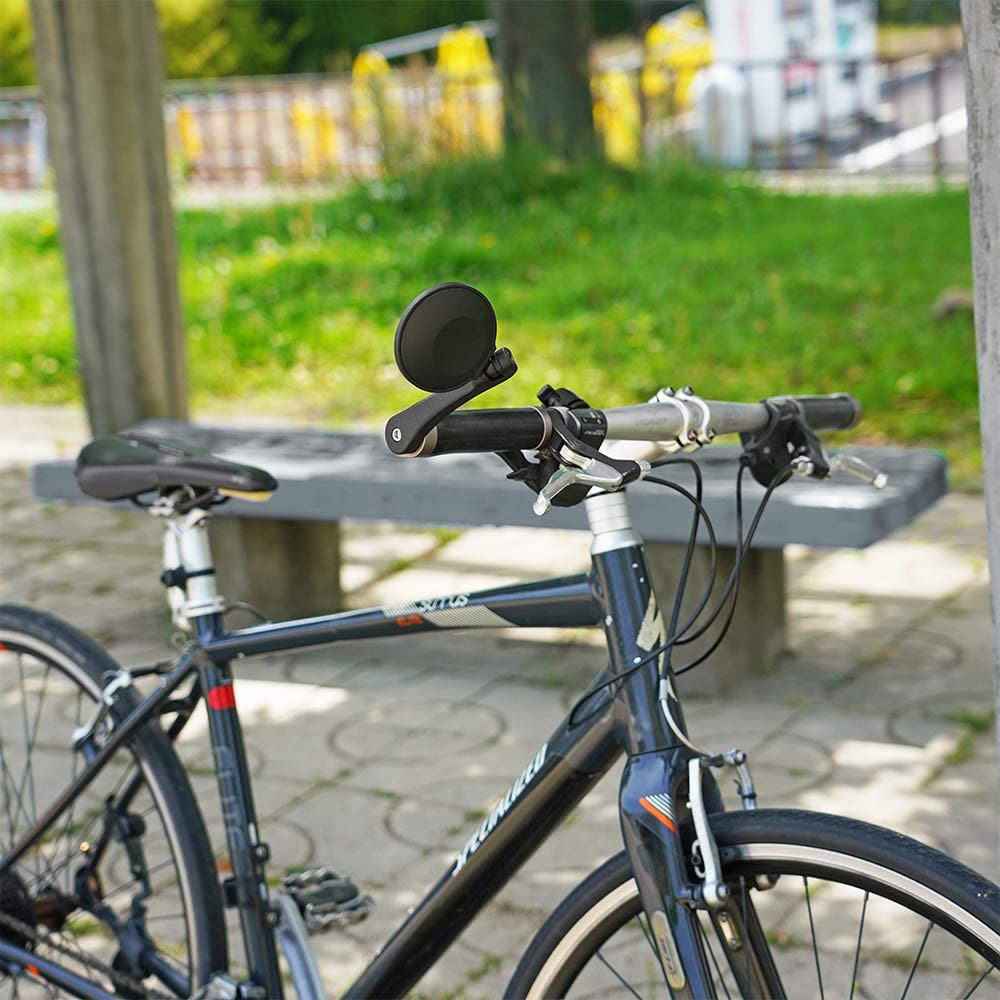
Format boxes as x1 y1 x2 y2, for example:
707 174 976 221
636 593 665 651
452 743 548 875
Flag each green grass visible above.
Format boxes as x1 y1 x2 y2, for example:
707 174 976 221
0 155 981 484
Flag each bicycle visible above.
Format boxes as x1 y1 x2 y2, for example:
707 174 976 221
1 282 996 999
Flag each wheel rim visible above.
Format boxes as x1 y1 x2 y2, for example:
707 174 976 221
0 634 198 998
527 844 999 999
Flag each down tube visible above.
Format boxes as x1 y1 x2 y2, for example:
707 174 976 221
343 686 622 999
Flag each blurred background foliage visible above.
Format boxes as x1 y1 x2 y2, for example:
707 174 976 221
0 0 962 88
0 0 34 87
0 154 980 482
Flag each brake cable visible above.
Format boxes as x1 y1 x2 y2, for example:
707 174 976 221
566 462 789 728
566 471 718 727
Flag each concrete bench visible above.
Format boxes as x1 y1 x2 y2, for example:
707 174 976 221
32 419 947 693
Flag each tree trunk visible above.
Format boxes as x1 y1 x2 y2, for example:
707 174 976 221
30 0 187 435
490 0 596 159
959 1 1000 727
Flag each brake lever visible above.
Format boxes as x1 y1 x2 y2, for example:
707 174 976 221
531 410 649 515
533 457 649 515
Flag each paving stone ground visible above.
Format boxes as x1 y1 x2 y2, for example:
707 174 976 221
1 404 997 998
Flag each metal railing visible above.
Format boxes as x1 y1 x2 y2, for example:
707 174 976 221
0 51 966 193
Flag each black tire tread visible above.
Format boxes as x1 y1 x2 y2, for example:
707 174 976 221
506 807 998 998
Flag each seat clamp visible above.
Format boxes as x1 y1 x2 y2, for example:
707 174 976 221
161 566 216 589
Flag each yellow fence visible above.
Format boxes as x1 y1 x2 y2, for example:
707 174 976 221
165 16 712 183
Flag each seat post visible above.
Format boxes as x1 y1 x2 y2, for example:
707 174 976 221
158 503 226 630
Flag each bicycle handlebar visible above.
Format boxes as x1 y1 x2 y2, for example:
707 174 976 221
407 393 860 457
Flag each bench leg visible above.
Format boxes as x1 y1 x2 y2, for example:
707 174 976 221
209 519 342 622
644 543 786 696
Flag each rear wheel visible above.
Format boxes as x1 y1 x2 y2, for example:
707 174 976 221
508 809 999 999
0 605 227 997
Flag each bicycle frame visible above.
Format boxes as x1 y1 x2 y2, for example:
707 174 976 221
1 492 776 999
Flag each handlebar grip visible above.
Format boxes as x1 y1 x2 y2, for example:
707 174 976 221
787 393 862 431
419 408 549 456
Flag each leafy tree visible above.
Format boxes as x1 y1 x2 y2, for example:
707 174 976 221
157 0 301 80
0 0 35 87
259 0 487 74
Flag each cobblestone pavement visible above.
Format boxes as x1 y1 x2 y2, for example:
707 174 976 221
1 405 997 998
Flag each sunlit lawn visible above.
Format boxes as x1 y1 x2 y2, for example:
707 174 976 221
0 155 980 484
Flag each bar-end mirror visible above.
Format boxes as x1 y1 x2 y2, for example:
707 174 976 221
386 283 517 455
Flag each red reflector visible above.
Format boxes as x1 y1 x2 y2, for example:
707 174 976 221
0 642 7 650
207 685 236 711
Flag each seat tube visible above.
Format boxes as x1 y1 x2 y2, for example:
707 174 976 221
198 653 284 997
173 511 283 994
586 491 716 997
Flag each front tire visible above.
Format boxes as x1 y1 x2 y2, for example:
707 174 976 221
508 809 999 999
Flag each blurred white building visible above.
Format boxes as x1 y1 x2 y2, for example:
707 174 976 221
703 0 879 144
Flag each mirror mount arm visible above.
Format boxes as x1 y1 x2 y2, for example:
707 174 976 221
385 348 517 456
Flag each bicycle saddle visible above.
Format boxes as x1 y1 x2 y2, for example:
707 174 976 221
74 433 278 502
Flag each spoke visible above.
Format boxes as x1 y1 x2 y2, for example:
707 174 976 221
17 661 52 834
53 690 87 895
898 921 932 1000
26 663 53 826
14 657 71 892
849 890 868 1000
738 875 754 994
961 963 995 999
631 912 676 992
0 726 18 848
15 653 39 883
700 915 732 999
103 855 177 901
595 950 645 1000
27 759 141 893
803 876 825 1000
634 912 658 955
0 740 33 848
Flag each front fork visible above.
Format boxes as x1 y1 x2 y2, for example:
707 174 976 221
619 751 785 998
619 748 717 996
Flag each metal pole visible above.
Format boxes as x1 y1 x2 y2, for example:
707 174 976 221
931 53 944 182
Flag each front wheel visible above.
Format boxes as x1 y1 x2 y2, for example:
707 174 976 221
507 809 999 999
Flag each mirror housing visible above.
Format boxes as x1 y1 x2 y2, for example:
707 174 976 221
385 283 517 455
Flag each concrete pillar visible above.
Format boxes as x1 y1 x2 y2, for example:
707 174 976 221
210 519 343 623
959 0 1000 739
30 0 186 434
645 543 786 696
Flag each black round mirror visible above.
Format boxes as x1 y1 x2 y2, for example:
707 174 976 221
394 282 497 393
